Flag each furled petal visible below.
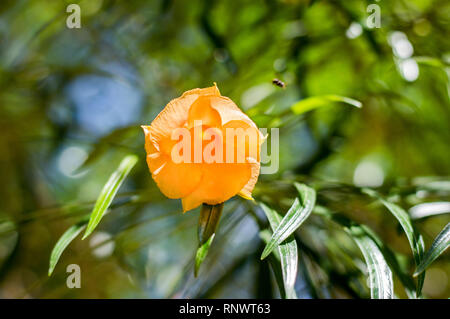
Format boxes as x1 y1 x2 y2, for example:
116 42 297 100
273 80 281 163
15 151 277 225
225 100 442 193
238 157 260 200
220 120 263 201
209 96 258 128
187 95 222 129
148 94 197 142
149 85 222 155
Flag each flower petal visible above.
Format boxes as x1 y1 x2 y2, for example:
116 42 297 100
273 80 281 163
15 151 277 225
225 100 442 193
209 96 257 128
181 162 252 212
181 194 204 213
149 94 197 142
222 120 264 163
151 157 203 199
181 84 221 98
187 95 222 129
142 125 159 154
238 157 260 200
143 125 202 198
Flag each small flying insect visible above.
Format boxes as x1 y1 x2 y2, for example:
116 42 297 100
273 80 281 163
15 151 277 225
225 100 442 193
272 78 286 88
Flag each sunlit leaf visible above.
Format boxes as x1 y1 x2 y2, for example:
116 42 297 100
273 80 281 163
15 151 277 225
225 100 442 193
261 183 315 260
291 94 362 115
314 206 394 299
346 225 394 299
414 222 450 276
48 221 86 276
409 202 450 220
259 229 287 298
361 223 417 298
414 56 449 69
82 154 139 240
363 189 425 297
417 180 450 193
260 203 298 299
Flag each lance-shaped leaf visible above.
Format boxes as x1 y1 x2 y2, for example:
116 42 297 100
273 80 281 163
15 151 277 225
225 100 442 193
195 203 223 276
315 206 400 298
194 234 215 277
48 221 87 276
409 202 450 220
314 205 415 297
261 183 315 260
259 229 286 298
83 154 138 239
346 225 394 299
414 222 450 276
363 189 425 297
260 203 298 299
414 56 450 69
291 94 362 115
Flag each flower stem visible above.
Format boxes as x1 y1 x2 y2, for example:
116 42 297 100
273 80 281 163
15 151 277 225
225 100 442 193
198 203 224 245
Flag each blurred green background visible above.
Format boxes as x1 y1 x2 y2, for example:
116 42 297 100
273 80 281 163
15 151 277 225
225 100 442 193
0 0 449 298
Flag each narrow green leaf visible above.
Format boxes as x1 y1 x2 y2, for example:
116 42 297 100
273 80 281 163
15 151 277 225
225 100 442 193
260 203 298 299
314 206 407 298
260 229 280 260
48 221 86 276
82 154 138 240
261 183 315 260
291 94 362 115
419 180 450 193
413 56 449 68
346 225 394 299
194 234 215 277
411 235 425 296
259 230 286 298
409 202 450 220
363 189 425 297
414 222 450 276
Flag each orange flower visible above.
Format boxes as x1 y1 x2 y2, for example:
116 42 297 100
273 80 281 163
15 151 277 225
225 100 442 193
142 84 264 212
